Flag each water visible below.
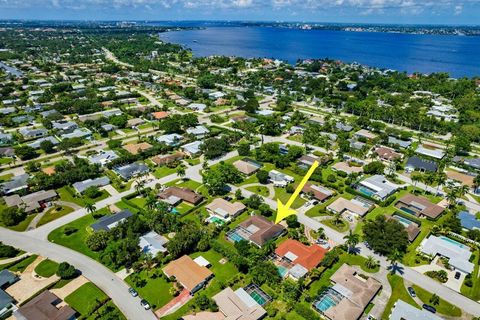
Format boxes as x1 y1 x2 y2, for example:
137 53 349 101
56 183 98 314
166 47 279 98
399 206 417 216
392 214 415 227
439 236 467 249
315 294 339 312
160 27 480 78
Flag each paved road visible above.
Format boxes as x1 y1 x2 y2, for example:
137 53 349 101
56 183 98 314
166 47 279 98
0 228 156 320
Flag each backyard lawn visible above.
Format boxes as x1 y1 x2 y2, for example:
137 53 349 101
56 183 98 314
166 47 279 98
125 270 174 310
152 165 177 179
34 259 59 277
37 205 74 227
321 218 350 233
65 282 109 316
411 285 462 317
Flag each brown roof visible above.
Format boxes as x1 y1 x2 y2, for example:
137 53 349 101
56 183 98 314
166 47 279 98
15 291 75 320
239 215 285 247
327 198 370 217
374 146 402 161
158 186 203 205
275 239 327 271
151 152 185 166
388 215 420 242
152 111 169 120
213 287 266 320
446 170 475 187
302 183 333 202
396 194 445 219
162 255 212 293
233 159 260 175
206 198 246 218
123 142 153 155
325 264 382 320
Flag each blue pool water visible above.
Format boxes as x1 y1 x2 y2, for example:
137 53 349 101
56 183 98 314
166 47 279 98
170 208 179 214
393 214 414 227
439 236 467 249
358 186 375 197
277 265 289 277
228 232 246 242
315 295 338 312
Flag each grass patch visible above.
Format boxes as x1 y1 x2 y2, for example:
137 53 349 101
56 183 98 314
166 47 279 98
0 173 13 181
56 186 85 206
0 213 37 232
34 259 59 277
274 187 306 209
461 250 480 300
381 274 419 320
3 255 39 273
411 285 461 316
125 270 174 310
85 300 126 320
37 205 74 227
245 185 271 198
322 218 349 233
0 157 13 165
65 282 109 316
152 165 177 178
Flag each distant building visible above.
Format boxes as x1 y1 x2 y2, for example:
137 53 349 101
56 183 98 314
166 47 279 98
327 197 373 217
415 146 445 160
156 133 183 146
158 187 203 206
122 142 152 155
186 125 209 139
395 194 444 220
27 136 59 150
227 215 285 247
0 174 29 195
268 170 294 187
4 189 57 213
388 136 411 149
88 150 119 166
405 156 438 173
302 183 334 202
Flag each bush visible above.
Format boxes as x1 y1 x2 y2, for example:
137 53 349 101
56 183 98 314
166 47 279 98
63 226 78 236
56 262 77 279
0 208 26 226
327 174 336 183
256 170 269 184
86 230 109 251
84 186 102 199
0 242 19 258
425 270 448 283
286 184 295 194
237 143 251 156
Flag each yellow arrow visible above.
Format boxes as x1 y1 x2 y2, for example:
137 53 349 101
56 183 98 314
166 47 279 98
275 160 319 224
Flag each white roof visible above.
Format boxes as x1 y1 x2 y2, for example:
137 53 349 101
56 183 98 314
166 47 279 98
420 236 473 273
194 256 210 267
390 300 443 320
415 147 445 159
139 231 169 256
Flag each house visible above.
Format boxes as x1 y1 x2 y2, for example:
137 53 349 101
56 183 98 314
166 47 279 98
0 133 13 145
268 170 294 187
182 141 203 157
395 194 445 219
327 197 373 217
27 136 59 150
458 211 480 231
389 215 421 242
332 162 363 175
302 183 334 202
335 122 353 132
122 142 153 155
357 175 399 201
151 152 185 166
0 107 16 115
151 111 169 120
0 147 15 158
88 150 119 166
289 125 305 135
464 158 480 170
389 299 443 320
91 209 133 232
415 146 445 160
204 287 267 320
156 133 183 146
162 255 213 294
297 155 319 170
233 158 262 175
13 291 75 320
19 128 48 139
349 139 366 151
0 174 29 194
60 128 92 140
388 136 412 149
4 189 57 213
354 129 377 140
227 215 285 247
0 270 17 318
100 124 116 132
139 231 169 256
12 115 34 124
419 236 474 274
186 125 209 139
72 177 110 194
374 146 402 162
405 156 438 173
313 264 382 320
127 118 144 128
256 109 275 117
187 103 207 112
158 187 203 206
52 121 78 133
206 198 246 222
114 162 149 180
274 239 327 280
209 91 225 100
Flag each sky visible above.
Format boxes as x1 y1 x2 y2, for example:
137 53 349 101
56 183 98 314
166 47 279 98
0 0 479 25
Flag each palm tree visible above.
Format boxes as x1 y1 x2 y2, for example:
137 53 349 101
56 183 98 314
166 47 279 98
176 164 186 180
429 294 440 306
457 184 470 199
135 179 146 196
473 175 480 194
446 188 458 209
435 172 447 195
411 174 421 188
343 230 360 254
84 202 96 216
333 212 343 226
365 256 378 270
388 249 404 274
145 194 157 211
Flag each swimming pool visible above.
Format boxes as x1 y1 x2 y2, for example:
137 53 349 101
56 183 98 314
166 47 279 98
439 236 467 249
227 230 247 242
314 294 338 312
393 214 415 227
277 265 289 277
207 216 225 225
399 206 417 216
357 186 375 197
170 208 179 214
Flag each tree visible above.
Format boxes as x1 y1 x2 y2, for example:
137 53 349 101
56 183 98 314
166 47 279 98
203 162 243 195
86 230 109 251
84 202 96 216
0 242 19 258
343 230 360 254
201 137 229 159
237 142 251 156
286 215 300 228
250 261 281 285
430 294 440 306
15 145 37 160
256 170 269 184
244 98 259 113
0 207 26 226
84 186 102 199
388 249 404 271
40 140 55 153
235 189 243 200
362 215 409 256
56 262 77 279
363 161 385 175
176 164 186 179
365 256 378 270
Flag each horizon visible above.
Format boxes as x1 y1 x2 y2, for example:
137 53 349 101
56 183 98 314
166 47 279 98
0 1 479 25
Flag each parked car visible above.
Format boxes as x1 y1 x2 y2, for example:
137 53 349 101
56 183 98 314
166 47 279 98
455 272 461 280
407 287 416 298
140 299 151 310
423 304 436 313
128 287 138 297
367 315 376 320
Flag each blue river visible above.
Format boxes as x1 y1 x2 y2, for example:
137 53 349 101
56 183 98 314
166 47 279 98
159 27 480 78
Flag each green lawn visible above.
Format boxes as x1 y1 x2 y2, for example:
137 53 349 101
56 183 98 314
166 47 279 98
461 250 480 300
185 158 201 166
129 197 147 208
0 255 39 272
37 205 74 227
56 186 85 206
48 209 110 262
85 300 126 320
245 185 270 198
0 213 37 232
125 270 174 310
34 259 59 277
381 274 419 320
0 173 13 181
152 165 177 178
274 187 306 209
65 282 108 316
321 218 349 233
411 285 462 317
